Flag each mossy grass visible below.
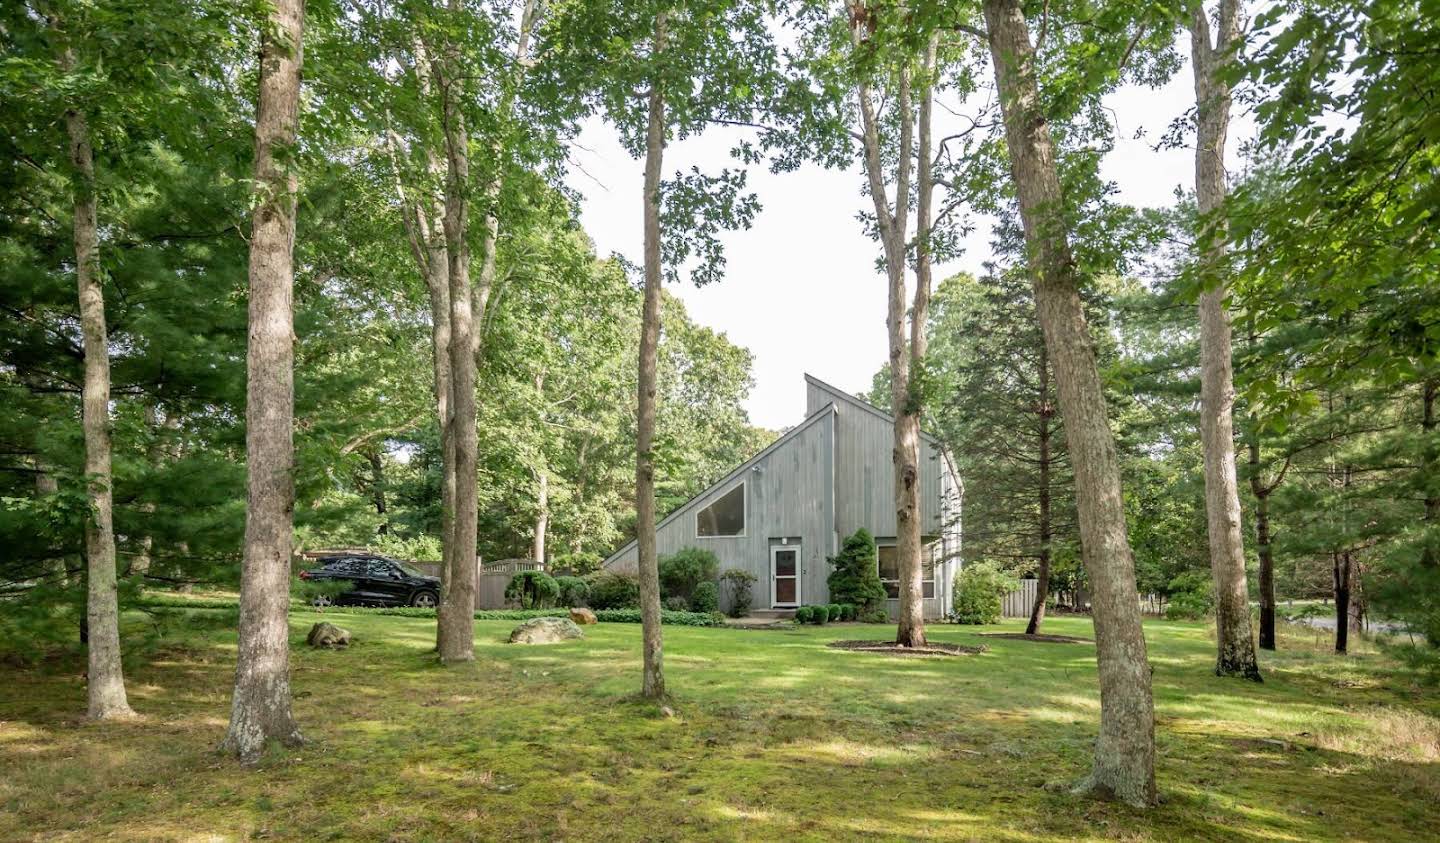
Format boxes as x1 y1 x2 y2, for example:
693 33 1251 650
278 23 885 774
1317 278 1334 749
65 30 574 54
2 610 1436 840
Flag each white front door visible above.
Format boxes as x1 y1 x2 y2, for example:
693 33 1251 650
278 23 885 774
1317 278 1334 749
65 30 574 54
771 544 800 607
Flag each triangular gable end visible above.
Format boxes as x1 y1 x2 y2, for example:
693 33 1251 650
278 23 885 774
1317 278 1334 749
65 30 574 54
600 402 838 569
803 373 942 445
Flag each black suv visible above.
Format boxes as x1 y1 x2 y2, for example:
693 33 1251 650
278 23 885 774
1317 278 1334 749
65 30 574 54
299 555 440 608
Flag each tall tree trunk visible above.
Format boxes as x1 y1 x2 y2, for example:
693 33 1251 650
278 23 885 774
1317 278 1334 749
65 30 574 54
850 6 922 646
1190 0 1260 682
435 5 477 662
61 69 134 718
1347 557 1365 633
533 469 548 565
635 12 668 700
981 0 1156 806
222 0 305 759
386 37 455 652
1333 550 1350 654
368 450 388 534
1247 431 1276 650
892 34 939 648
1028 345 1053 635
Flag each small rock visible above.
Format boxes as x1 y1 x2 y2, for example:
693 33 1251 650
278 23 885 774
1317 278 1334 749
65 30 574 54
569 607 598 625
306 622 351 648
509 616 584 644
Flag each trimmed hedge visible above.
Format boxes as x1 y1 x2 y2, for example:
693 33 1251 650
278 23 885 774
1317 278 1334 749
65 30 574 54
505 570 561 609
690 581 720 614
589 609 728 627
794 605 829 625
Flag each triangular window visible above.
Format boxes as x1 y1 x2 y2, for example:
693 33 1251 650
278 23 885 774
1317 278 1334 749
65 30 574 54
696 484 745 537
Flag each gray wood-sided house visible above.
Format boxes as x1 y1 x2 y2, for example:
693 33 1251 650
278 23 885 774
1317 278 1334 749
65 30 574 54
603 375 963 618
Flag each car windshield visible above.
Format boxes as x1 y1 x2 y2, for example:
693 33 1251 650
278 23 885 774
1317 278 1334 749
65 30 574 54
392 559 427 577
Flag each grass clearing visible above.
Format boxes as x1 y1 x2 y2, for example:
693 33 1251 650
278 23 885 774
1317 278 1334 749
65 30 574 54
1 612 1437 841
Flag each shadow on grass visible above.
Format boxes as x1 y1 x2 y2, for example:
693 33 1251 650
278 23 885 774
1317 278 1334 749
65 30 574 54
0 614 1435 841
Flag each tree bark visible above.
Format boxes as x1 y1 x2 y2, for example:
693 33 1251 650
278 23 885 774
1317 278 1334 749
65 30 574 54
981 0 1156 806
1333 550 1350 654
533 469 548 565
892 34 940 648
851 7 924 647
387 36 455 653
635 11 668 700
222 0 305 759
59 57 135 718
1247 431 1276 650
434 3 477 662
1190 0 1261 682
1027 345 1053 635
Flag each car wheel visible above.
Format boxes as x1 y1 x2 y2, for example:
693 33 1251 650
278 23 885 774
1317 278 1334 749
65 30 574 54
410 590 438 608
310 594 333 608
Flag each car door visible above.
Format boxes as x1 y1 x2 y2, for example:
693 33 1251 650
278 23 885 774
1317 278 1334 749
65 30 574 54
365 558 410 605
334 558 373 603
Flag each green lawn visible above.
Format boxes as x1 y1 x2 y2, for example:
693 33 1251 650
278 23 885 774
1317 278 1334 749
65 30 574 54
1 612 1436 842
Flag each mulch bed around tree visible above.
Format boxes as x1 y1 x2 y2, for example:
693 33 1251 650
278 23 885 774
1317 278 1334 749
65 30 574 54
977 632 1092 644
826 640 987 657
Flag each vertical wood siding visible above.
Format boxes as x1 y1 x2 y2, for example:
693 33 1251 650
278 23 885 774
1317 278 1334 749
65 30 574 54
806 377 943 537
605 376 961 616
609 407 835 607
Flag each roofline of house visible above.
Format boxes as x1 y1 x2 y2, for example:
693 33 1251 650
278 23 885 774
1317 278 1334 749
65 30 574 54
600 402 838 568
802 373 943 445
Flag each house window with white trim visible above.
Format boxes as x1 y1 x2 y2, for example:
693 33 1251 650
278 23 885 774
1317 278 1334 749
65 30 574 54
878 543 936 599
696 483 745 537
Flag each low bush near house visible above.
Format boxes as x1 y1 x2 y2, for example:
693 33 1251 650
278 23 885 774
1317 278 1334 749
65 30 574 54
859 608 890 624
586 571 641 609
797 604 827 625
659 547 721 604
590 608 728 627
505 570 561 609
719 568 757 617
663 595 691 612
952 562 1018 625
691 581 720 614
827 603 843 622
555 575 590 607
827 528 888 612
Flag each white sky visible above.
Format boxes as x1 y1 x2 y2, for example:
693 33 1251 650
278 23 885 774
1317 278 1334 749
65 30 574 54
564 36 1253 432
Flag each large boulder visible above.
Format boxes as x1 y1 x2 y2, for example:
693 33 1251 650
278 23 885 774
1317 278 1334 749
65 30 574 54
569 607 598 625
306 621 351 648
509 616 584 644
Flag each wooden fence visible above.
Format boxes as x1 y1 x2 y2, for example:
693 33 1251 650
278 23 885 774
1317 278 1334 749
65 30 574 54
1002 580 1038 618
1001 580 1164 618
477 558 545 609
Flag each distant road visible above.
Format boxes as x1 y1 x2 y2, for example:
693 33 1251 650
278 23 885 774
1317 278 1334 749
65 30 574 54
1285 612 1409 635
